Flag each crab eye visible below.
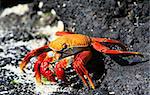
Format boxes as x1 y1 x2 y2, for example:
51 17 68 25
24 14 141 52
60 43 67 52
63 43 67 49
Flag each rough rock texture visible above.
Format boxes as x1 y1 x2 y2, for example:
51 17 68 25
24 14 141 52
0 0 149 95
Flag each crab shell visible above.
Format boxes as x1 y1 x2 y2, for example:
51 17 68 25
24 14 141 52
48 34 91 51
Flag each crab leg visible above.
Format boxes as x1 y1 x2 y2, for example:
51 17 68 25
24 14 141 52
55 31 75 36
72 51 95 89
20 45 50 71
34 52 47 83
92 37 127 50
92 42 143 56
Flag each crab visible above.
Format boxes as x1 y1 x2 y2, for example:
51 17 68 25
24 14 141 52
20 31 142 89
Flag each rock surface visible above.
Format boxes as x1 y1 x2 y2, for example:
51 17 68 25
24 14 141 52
0 0 149 95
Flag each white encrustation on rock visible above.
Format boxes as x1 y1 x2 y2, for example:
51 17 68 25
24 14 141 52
37 20 64 41
0 4 29 17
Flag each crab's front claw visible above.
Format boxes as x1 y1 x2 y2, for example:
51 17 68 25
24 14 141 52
34 52 47 84
20 45 50 71
54 58 69 82
40 56 56 82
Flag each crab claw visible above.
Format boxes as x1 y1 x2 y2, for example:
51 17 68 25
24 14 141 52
72 51 95 89
34 52 48 84
40 56 56 82
54 58 69 81
19 45 50 72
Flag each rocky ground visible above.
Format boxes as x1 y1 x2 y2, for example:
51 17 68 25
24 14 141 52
0 0 149 95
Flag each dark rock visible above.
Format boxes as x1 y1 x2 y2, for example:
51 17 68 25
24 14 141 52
0 0 34 9
0 57 12 67
0 48 3 52
0 0 149 95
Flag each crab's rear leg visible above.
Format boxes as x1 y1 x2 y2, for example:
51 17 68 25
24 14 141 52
72 51 95 89
92 37 127 50
20 45 50 71
92 42 143 56
55 31 75 36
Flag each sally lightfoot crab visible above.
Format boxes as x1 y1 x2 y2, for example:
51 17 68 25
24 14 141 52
20 31 143 89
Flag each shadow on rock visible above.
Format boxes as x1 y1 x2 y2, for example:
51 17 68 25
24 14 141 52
109 54 148 66
86 49 107 89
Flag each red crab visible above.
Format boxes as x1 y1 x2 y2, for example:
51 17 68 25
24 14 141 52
20 31 142 89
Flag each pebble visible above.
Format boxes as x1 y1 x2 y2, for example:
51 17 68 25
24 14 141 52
38 2 44 9
51 9 56 16
109 91 115 95
62 3 66 8
0 91 9 94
